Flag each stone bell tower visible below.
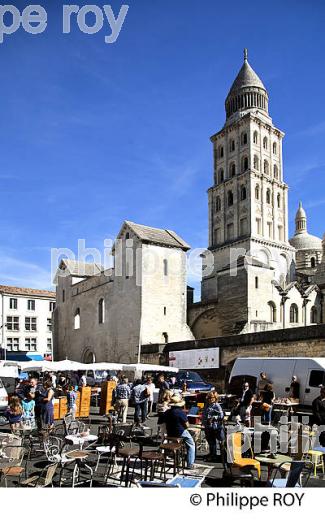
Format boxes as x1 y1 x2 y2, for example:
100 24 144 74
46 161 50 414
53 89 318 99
202 50 295 302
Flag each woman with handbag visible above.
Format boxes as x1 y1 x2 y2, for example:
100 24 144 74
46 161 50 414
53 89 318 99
202 391 225 462
261 383 275 424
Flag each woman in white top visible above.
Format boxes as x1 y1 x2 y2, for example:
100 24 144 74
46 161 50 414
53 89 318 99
145 377 155 417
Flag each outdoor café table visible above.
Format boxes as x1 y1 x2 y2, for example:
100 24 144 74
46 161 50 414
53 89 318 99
273 401 300 419
255 454 293 480
65 450 93 487
65 433 98 450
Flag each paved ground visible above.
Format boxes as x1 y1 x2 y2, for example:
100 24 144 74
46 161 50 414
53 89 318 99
1 406 325 487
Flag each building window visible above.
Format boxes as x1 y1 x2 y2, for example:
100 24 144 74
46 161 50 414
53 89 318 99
268 301 277 323
98 298 105 324
27 299 35 311
241 132 248 145
263 136 268 150
229 139 235 152
253 155 259 170
273 142 277 154
6 316 19 331
162 332 168 344
240 186 247 201
6 338 19 351
256 218 262 235
227 223 234 240
273 164 279 179
310 257 316 268
74 308 80 330
218 145 224 158
255 185 260 200
230 163 236 177
25 317 37 331
218 168 224 183
25 338 37 351
255 277 259 289
49 302 55 312
164 306 167 316
215 196 221 212
253 131 258 144
227 191 234 206
241 156 249 172
47 318 52 332
9 298 17 310
47 338 52 350
163 259 168 276
214 228 221 245
239 218 247 236
62 290 65 303
290 303 299 323
310 306 317 324
266 189 271 204
125 232 130 240
267 222 273 238
264 160 269 175
277 193 281 208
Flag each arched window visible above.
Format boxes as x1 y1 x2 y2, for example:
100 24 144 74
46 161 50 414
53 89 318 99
163 259 168 276
255 185 260 200
218 168 224 183
229 139 235 152
290 304 299 323
253 131 258 144
227 191 234 207
264 160 269 175
253 155 259 170
218 145 224 158
268 301 277 323
277 193 281 208
273 142 277 154
74 308 80 330
241 132 248 145
98 298 105 324
241 156 249 172
240 186 247 201
266 189 271 204
230 163 236 177
215 196 221 212
273 164 279 179
310 306 318 324
311 257 316 268
263 137 268 149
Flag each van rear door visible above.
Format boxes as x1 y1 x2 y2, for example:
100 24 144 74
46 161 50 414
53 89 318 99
304 369 325 406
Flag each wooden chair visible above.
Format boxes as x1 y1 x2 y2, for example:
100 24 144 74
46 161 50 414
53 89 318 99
21 462 59 487
1 447 27 487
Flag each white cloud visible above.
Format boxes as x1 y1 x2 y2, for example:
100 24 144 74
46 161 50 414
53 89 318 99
0 253 53 290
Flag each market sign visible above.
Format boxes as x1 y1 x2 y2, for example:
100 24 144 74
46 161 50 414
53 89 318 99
168 347 219 370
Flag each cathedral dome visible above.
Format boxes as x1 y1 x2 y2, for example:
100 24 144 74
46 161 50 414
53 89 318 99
225 49 269 120
289 202 322 251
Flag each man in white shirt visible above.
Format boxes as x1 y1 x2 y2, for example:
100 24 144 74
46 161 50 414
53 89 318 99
145 377 155 417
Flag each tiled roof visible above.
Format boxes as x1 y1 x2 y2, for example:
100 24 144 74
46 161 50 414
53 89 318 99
0 285 55 298
59 259 103 277
123 221 190 251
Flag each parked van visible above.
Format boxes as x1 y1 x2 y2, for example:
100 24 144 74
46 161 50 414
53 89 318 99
228 357 325 407
0 378 9 413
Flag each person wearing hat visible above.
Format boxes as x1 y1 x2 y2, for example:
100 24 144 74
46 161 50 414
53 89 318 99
163 394 196 469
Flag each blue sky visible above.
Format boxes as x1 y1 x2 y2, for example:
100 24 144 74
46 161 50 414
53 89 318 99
0 0 325 297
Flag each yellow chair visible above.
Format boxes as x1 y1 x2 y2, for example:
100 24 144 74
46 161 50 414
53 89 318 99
229 432 261 479
306 450 325 477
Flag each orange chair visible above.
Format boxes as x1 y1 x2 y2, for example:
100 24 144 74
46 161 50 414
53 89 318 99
228 431 261 478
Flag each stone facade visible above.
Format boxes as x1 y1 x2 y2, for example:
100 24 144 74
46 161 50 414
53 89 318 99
53 221 194 362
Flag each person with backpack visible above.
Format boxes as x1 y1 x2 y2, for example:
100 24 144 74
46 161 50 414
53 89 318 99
131 379 149 426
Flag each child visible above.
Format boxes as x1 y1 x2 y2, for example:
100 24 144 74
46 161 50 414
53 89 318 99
67 385 77 419
5 396 23 432
22 395 36 427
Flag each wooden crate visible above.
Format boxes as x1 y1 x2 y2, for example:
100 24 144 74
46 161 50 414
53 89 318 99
59 397 68 419
99 381 116 415
79 386 91 418
75 391 81 418
53 399 60 421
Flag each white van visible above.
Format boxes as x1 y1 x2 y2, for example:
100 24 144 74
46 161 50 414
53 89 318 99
0 378 9 413
228 357 325 407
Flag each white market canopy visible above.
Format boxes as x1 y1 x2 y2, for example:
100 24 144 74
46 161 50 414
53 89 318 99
123 363 179 373
0 363 19 378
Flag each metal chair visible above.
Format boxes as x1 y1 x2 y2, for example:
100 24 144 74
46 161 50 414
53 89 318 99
21 462 59 487
268 460 313 488
1 447 27 487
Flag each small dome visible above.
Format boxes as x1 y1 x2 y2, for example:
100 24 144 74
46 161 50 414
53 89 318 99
289 232 322 251
227 59 266 95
